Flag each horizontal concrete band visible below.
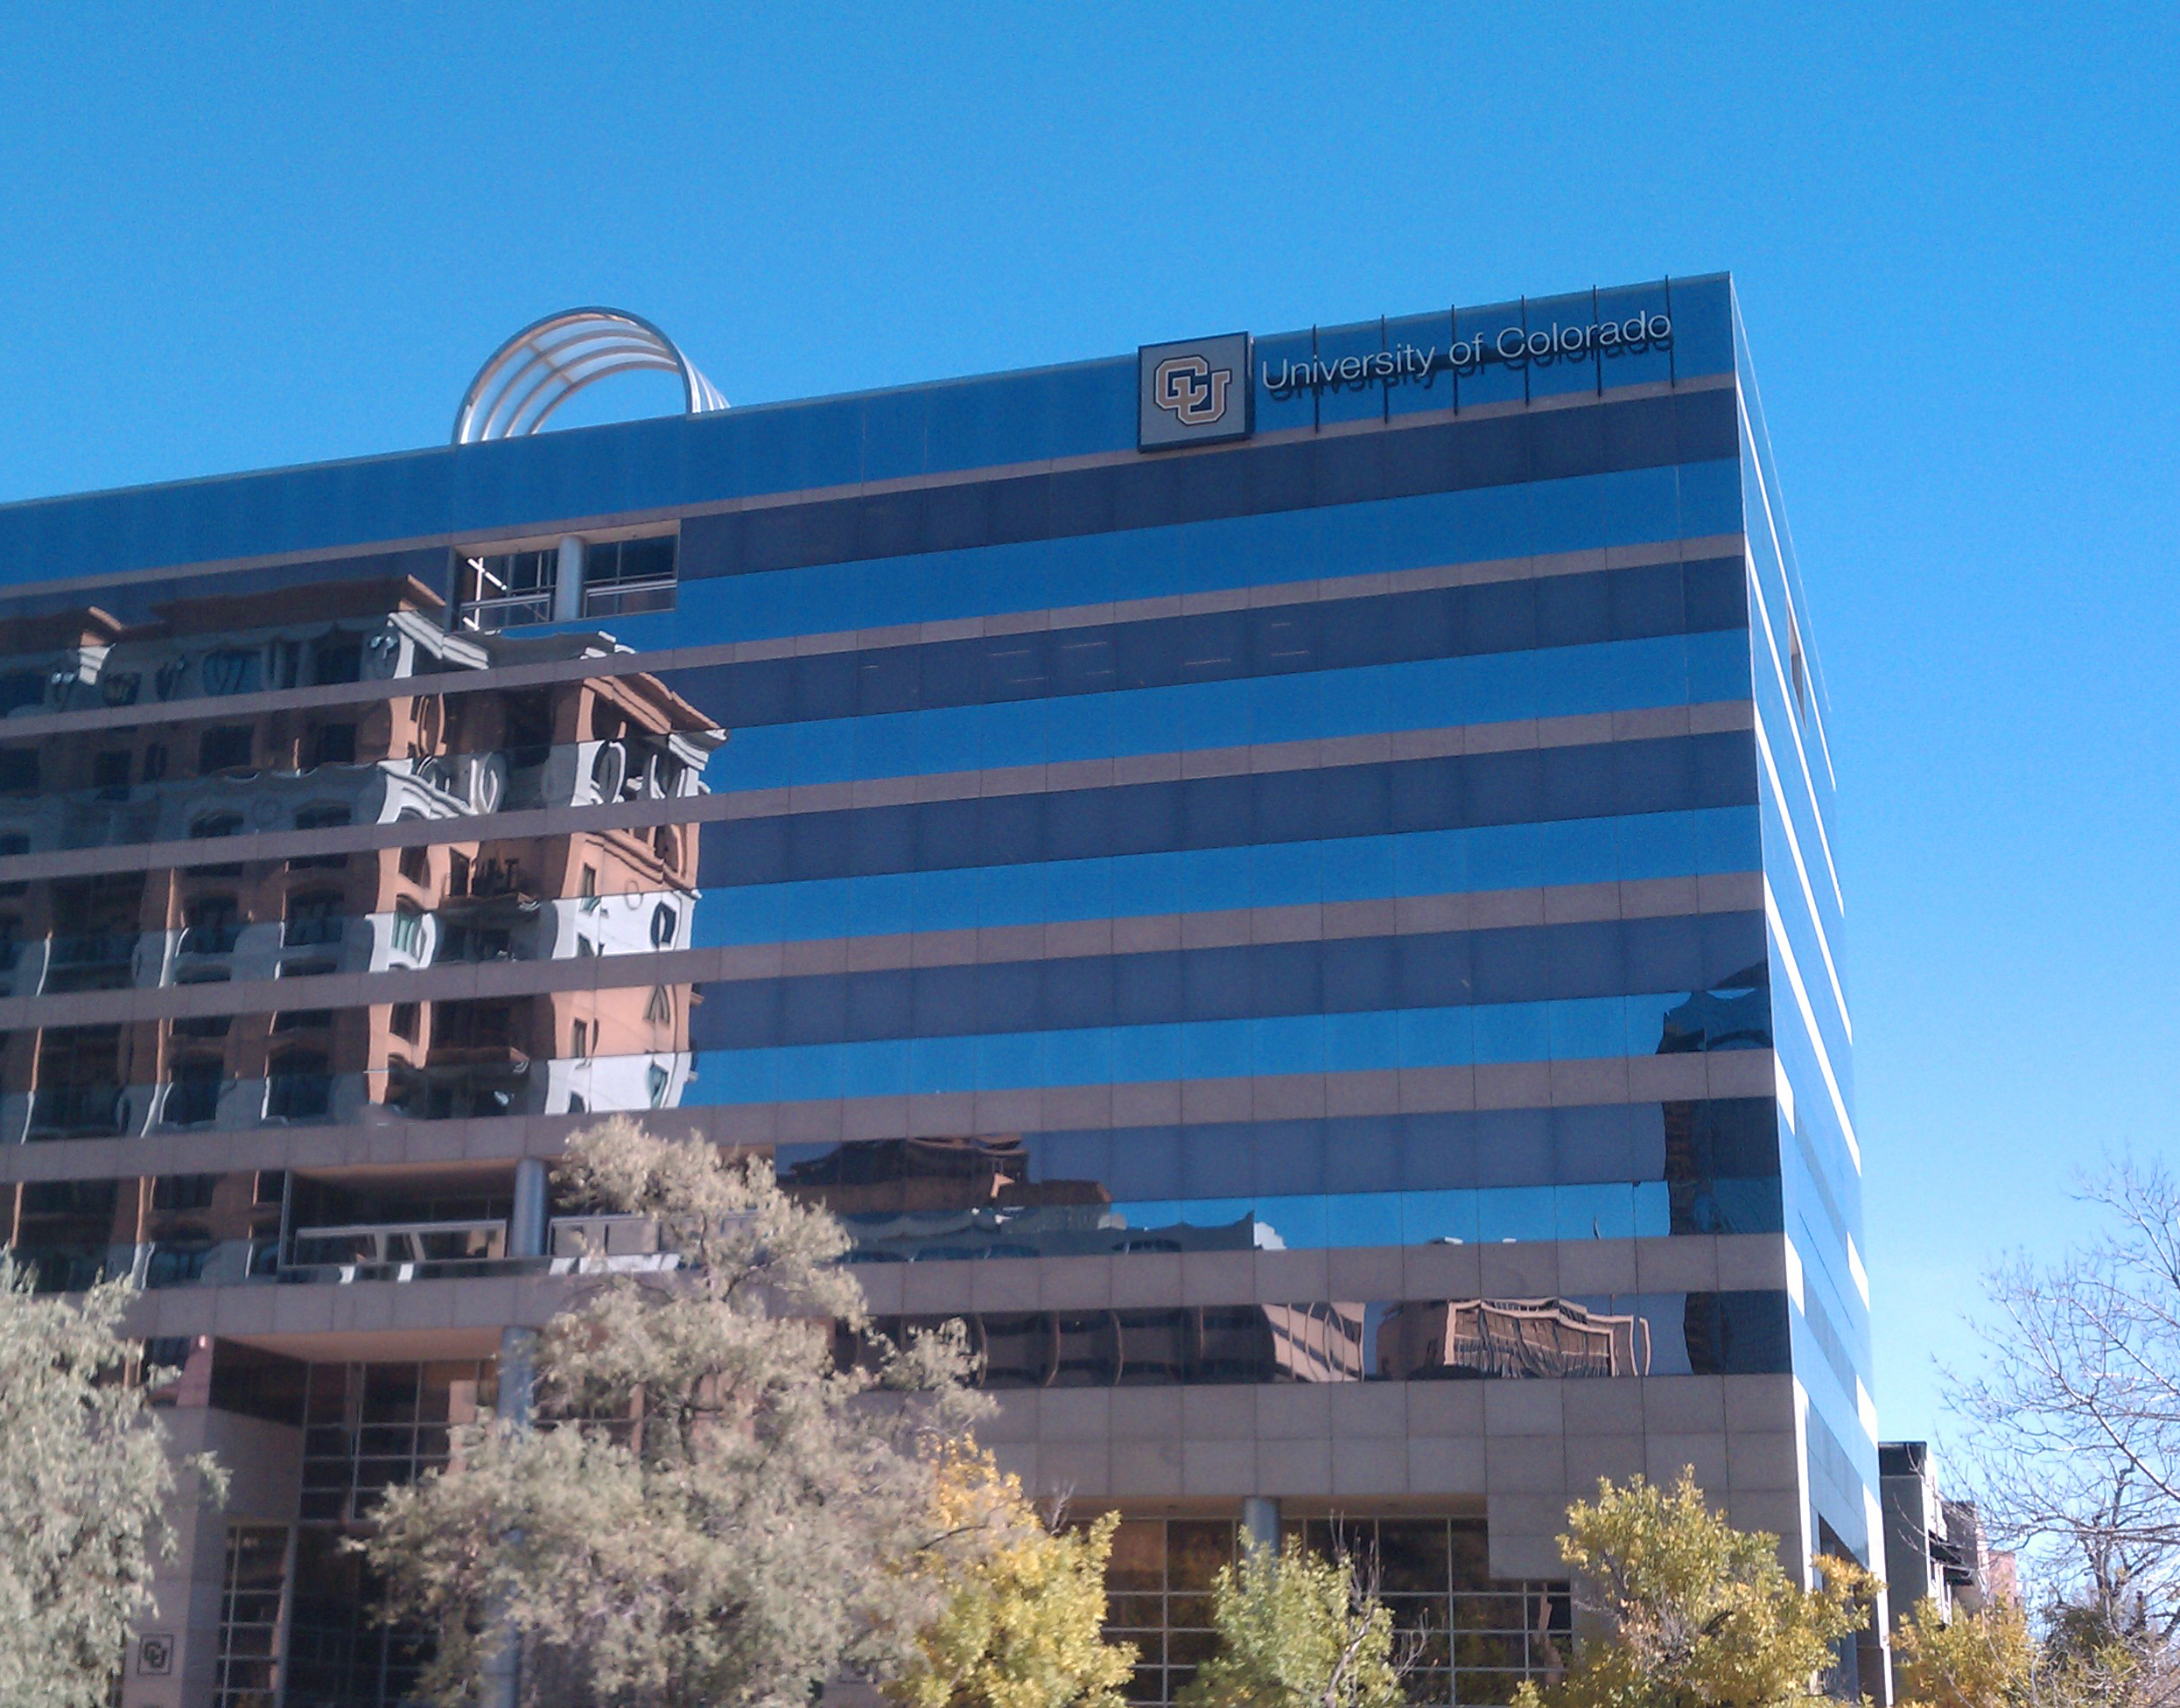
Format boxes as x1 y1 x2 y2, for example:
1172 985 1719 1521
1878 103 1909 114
1035 1487 1808 1589
715 1046 1777 1145
0 1046 1778 1183
0 870 1764 1032
0 698 1758 885
122 1247 1800 1580
704 705 1756 820
0 532 1750 743
152 1358 1802 1587
128 1279 1805 1577
119 1230 1788 1346
977 1370 1804 1581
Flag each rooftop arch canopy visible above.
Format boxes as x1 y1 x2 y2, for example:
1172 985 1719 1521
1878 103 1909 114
452 308 727 444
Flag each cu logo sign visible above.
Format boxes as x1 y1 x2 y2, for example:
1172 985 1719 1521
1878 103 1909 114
1152 354 1232 425
1139 332 1252 450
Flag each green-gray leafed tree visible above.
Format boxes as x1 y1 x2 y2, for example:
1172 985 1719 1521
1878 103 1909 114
363 1117 989 1708
0 1262 224 1708
1178 1536 1412 1708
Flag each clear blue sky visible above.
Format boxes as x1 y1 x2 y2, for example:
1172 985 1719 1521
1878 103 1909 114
3 3 2174 1447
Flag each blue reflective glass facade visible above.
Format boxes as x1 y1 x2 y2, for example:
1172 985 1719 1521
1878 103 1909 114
0 274 1881 1706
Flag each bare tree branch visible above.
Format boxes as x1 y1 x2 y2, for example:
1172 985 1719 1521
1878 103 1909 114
1950 1158 2180 1690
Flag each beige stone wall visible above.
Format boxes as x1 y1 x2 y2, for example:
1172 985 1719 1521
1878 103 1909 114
122 1408 301 1708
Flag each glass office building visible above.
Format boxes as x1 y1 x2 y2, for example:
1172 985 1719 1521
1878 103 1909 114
0 275 1879 1706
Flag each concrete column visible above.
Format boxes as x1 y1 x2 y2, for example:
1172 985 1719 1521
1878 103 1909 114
552 536 584 623
480 1324 540 1708
1241 1496 1280 1557
509 1158 549 1261
495 1325 536 1426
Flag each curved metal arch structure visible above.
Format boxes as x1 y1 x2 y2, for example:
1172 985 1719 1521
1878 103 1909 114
452 308 727 444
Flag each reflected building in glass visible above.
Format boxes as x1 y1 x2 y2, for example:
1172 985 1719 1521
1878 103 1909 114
0 276 1882 1707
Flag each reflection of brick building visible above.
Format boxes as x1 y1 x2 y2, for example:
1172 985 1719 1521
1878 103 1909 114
0 573 716 1147
784 1133 1075 1213
783 1134 1121 1259
850 1300 1369 1388
0 555 720 1704
778 1135 1335 1262
1377 1298 1648 1381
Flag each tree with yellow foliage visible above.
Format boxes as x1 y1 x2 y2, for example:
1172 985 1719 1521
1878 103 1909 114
1895 1593 2180 1708
886 1445 1137 1708
1514 1470 1875 1708
1894 1597 2039 1708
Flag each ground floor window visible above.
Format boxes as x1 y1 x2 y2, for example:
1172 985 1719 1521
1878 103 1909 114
299 1360 494 1524
284 1527 430 1708
214 1524 290 1708
214 1520 432 1708
1101 1515 1570 1707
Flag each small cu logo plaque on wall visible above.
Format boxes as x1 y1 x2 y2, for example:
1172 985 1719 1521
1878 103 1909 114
1139 332 1252 450
137 1633 175 1676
